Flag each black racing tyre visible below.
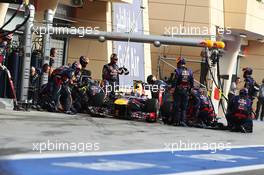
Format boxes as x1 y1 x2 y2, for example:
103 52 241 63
216 122 225 129
160 101 172 118
144 99 158 113
160 101 172 124
242 120 253 133
89 92 105 107
90 112 98 117
73 101 82 113
146 116 157 123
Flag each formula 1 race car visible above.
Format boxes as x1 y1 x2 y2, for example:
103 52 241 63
112 95 159 122
87 81 160 122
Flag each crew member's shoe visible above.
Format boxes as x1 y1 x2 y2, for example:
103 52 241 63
179 122 188 127
65 111 76 115
240 126 247 133
172 122 180 126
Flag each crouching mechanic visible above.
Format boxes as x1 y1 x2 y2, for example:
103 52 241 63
171 57 194 126
49 62 81 115
72 56 92 113
227 88 253 133
189 87 216 127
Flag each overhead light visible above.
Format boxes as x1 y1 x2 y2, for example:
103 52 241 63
239 33 247 38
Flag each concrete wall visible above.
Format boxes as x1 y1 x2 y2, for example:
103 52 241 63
67 0 151 81
239 41 264 84
33 0 150 81
210 0 224 27
33 0 111 80
148 0 264 86
224 0 247 30
224 0 264 36
34 0 59 22
0 3 9 27
142 0 152 81
245 0 264 36
67 1 109 80
148 0 220 80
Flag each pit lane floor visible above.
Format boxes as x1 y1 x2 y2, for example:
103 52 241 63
0 109 263 175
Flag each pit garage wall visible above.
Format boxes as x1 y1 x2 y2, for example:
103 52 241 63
148 0 224 80
219 36 241 101
67 1 109 80
142 0 152 81
224 0 264 37
224 0 264 85
112 0 153 86
239 41 264 84
112 0 145 86
67 0 151 82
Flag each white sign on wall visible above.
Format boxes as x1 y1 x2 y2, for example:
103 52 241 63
113 0 145 86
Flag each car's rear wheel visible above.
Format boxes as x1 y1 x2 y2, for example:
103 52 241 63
89 92 105 107
145 99 158 113
160 101 173 124
145 99 158 122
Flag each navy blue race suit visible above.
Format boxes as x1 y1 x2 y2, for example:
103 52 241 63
244 76 259 101
189 88 215 125
197 93 215 125
72 69 92 113
227 95 253 133
49 66 75 113
28 68 43 104
102 63 120 95
79 68 91 84
172 66 194 125
188 88 201 121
